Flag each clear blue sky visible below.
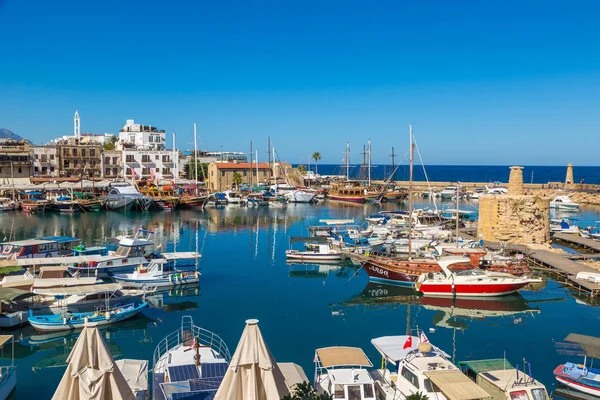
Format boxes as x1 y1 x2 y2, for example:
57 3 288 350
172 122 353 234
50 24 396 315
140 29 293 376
1 0 599 165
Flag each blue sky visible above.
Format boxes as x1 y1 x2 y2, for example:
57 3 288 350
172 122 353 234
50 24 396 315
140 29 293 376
1 0 599 165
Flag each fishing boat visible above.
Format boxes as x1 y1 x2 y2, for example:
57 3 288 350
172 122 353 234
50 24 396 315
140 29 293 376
0 235 81 260
223 189 244 204
371 333 490 400
27 301 148 331
112 258 201 288
327 181 372 203
551 219 580 234
313 346 377 400
0 197 18 211
554 333 600 397
415 256 541 297
46 190 84 213
104 181 153 211
285 237 342 261
0 335 16 399
550 195 580 211
152 315 231 400
19 191 49 213
459 358 549 400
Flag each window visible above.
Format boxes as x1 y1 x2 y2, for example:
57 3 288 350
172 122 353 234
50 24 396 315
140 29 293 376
50 154 54 160
142 168 150 175
113 168 118 175
18 167 22 174
105 168 111 175
50 166 55 172
41 155 47 162
105 157 110 164
90 149 95 157
401 367 419 388
42 167 47 173
510 391 529 400
221 171 225 177
38 244 48 252
64 161 70 168
155 155 159 160
363 384 374 398
142 155 151 163
129 135 135 142
148 136 153 143
63 148 68 156
162 155 170 162
35 154 39 159
243 171 247 176
34 167 39 172
211 171 214 177
82 149 86 157
162 168 172 175
347 386 361 400
531 389 546 400
333 385 344 399
113 157 119 164
73 159 79 167
72 148 78 156
126 155 135 162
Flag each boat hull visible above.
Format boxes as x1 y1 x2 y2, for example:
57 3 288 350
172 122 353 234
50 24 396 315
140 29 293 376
113 272 200 288
417 281 532 297
362 257 452 286
285 250 342 261
0 367 16 399
555 365 600 397
327 195 367 203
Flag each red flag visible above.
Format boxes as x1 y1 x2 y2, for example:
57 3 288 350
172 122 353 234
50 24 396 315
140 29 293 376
130 168 135 180
419 332 429 343
403 335 413 349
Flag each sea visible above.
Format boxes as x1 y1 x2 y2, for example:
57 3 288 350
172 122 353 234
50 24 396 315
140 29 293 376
0 194 599 398
299 164 600 184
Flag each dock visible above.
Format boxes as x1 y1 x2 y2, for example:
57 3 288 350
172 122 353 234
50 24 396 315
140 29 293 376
553 233 600 252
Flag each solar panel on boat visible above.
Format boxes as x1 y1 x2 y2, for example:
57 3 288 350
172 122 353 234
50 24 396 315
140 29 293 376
482 372 500 382
201 362 228 378
168 364 200 382
189 378 223 392
172 392 214 400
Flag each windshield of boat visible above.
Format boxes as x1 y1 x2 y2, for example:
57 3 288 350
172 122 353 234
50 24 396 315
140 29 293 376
530 389 547 400
455 269 486 276
1 245 15 254
115 246 131 257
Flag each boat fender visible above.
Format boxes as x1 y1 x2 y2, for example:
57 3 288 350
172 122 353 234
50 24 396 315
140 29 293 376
63 318 67 325
168 275 172 282
105 312 111 321
194 271 199 279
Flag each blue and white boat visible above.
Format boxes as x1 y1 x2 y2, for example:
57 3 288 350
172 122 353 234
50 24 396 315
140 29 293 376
112 258 201 288
555 333 600 397
27 301 148 332
0 335 16 399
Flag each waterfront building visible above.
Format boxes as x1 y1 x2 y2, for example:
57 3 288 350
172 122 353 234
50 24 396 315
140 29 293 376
32 146 57 178
123 149 179 182
56 138 102 178
207 161 270 191
102 150 123 179
118 119 165 150
203 151 247 163
0 139 33 181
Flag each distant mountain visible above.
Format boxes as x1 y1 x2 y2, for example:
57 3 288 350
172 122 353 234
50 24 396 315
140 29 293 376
0 128 25 141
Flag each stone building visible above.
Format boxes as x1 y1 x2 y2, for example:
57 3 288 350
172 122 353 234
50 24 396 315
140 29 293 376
477 166 550 245
207 162 270 191
102 150 123 179
32 146 57 178
56 138 102 178
0 140 33 181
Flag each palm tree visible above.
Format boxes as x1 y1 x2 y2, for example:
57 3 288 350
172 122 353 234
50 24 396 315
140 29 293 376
406 391 429 400
312 152 321 176
232 171 243 189
282 381 332 400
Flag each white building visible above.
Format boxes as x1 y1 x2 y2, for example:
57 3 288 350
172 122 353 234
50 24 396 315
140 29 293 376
118 119 165 150
32 146 58 178
123 150 178 182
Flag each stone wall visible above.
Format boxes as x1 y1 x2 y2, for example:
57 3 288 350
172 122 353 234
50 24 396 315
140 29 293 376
477 194 550 245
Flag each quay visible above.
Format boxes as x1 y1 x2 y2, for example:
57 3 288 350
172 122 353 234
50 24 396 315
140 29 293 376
553 233 600 253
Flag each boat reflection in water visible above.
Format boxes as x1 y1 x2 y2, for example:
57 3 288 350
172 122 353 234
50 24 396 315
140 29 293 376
145 284 201 312
337 281 420 308
287 260 356 279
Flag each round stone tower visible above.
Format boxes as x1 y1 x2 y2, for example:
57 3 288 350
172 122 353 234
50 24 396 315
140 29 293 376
565 163 574 187
507 166 524 195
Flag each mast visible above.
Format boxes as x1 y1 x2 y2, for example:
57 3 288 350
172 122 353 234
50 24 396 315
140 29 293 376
193 122 198 194
390 147 395 183
10 161 15 201
267 137 271 182
249 141 253 187
408 124 414 260
272 146 277 188
456 183 460 248
368 139 372 186
345 142 350 181
256 150 259 183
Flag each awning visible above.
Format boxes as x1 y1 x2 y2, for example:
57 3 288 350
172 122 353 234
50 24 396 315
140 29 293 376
34 283 122 296
161 252 202 260
318 219 354 226
565 333 600 359
315 347 372 368
289 236 329 244
424 370 491 400
371 336 450 362
40 266 70 272
0 287 32 302
457 359 514 375
0 335 13 347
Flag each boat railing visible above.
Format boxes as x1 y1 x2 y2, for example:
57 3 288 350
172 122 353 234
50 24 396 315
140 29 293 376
152 316 231 372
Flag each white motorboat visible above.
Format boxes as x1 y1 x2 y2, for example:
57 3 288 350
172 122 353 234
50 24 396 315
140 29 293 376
223 190 243 204
550 219 580 234
486 186 508 195
0 197 18 211
550 195 580 211
576 271 600 284
285 239 342 261
440 186 458 199
371 334 491 400
34 282 146 311
314 346 377 400
104 181 153 211
112 258 200 288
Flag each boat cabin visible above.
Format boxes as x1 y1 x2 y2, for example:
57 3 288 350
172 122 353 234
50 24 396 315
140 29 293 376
459 359 549 400
113 230 154 258
20 191 47 201
314 346 377 400
0 236 80 259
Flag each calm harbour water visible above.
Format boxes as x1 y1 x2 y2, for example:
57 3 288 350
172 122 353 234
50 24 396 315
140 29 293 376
1 199 599 399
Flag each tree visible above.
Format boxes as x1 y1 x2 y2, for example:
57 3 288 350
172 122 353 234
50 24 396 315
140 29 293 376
297 165 306 174
232 171 243 189
312 152 321 176
102 136 118 151
406 391 429 400
281 381 332 400
184 159 208 181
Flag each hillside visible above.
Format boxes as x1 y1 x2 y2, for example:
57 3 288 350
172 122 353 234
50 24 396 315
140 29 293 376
0 128 25 141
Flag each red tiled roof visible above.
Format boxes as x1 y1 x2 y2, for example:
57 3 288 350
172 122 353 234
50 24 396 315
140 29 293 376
214 162 270 169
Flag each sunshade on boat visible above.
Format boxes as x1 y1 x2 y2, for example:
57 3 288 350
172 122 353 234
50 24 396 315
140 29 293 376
371 335 450 362
315 346 373 368
565 333 600 358
423 370 492 400
34 283 122 296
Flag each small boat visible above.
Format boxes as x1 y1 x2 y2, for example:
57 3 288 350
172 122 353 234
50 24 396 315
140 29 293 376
0 235 81 260
415 256 542 297
285 237 342 261
0 335 16 399
551 219 580 234
551 195 580 211
0 197 18 211
19 191 49 213
112 258 200 288
554 333 600 397
153 316 231 400
27 301 148 331
458 358 549 400
46 190 84 213
576 271 600 284
314 346 377 399
104 181 153 211
371 333 490 400
223 189 244 204
440 185 459 199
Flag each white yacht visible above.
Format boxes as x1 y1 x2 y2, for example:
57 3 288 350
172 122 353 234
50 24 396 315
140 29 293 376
550 219 580 234
440 186 458 199
223 190 243 204
371 335 490 400
272 184 317 203
314 346 378 400
104 181 153 211
550 195 580 211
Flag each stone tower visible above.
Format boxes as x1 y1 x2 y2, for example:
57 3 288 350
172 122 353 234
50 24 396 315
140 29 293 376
565 163 574 187
477 166 550 245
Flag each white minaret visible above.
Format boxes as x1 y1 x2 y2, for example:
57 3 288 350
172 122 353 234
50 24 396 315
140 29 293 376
74 110 81 139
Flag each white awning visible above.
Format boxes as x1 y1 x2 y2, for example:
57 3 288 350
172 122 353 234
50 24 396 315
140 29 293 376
161 252 202 260
371 336 450 362
315 347 372 368
34 283 122 296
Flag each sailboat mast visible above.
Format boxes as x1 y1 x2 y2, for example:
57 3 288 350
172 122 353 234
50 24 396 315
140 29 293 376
345 142 350 181
408 124 414 259
391 147 395 183
368 139 371 186
272 147 277 186
456 183 460 248
193 122 198 194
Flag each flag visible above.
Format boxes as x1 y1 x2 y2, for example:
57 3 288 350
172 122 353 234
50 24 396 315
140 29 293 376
419 332 429 343
189 336 198 349
130 167 135 180
403 335 412 349
150 168 155 182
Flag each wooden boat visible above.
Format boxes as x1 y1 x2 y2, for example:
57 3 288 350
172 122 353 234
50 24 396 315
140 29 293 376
415 256 542 297
327 181 376 203
112 259 200 288
27 301 148 331
554 333 600 397
19 190 49 213
0 236 80 260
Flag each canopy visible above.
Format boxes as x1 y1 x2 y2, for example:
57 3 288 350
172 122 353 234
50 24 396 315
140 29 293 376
161 252 202 260
33 277 99 289
458 359 514 375
115 359 148 395
214 319 290 400
0 287 32 302
371 336 449 363
565 333 600 359
289 236 329 244
0 255 119 268
424 370 491 400
277 363 308 393
318 219 354 226
0 335 13 347
34 283 121 296
52 324 135 400
315 347 372 368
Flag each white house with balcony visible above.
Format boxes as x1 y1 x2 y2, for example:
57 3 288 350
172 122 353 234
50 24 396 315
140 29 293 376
122 150 179 182
118 119 166 150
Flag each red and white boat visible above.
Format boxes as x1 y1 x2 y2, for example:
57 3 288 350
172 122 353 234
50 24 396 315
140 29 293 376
415 256 541 297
